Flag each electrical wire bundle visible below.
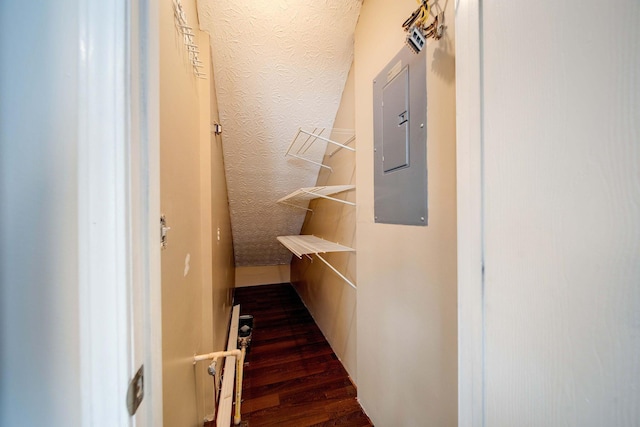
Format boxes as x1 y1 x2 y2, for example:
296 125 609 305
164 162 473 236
402 0 445 53
402 0 431 32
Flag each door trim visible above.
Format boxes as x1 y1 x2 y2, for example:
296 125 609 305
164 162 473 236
455 1 485 426
77 0 161 425
132 0 162 425
139 0 163 424
77 0 131 424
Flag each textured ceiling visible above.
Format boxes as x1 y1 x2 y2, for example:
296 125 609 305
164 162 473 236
198 0 361 266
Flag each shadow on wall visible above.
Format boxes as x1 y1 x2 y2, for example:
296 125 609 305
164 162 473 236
431 35 455 84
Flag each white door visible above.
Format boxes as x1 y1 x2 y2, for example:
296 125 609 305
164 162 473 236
457 1 640 425
128 1 162 425
1 1 161 426
78 0 162 425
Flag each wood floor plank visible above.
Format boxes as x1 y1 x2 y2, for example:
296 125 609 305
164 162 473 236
241 393 280 414
229 283 373 427
241 363 353 401
242 342 335 371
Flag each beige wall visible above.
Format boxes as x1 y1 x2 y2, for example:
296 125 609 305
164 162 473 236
355 1 458 426
160 0 234 425
209 30 236 376
291 64 358 381
236 265 290 287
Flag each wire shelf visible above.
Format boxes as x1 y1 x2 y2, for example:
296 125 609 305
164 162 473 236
277 185 355 211
277 235 354 258
284 127 355 171
277 235 356 289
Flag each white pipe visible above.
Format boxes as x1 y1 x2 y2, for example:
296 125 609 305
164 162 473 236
194 349 245 425
233 345 247 425
208 358 218 421
194 349 240 363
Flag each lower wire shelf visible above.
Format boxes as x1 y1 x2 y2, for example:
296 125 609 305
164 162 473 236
277 235 356 290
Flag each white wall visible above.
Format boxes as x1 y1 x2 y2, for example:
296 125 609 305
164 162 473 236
355 1 458 425
0 1 145 425
0 2 82 425
460 0 640 425
208 26 237 402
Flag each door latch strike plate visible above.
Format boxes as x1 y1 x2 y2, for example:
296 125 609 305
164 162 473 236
127 365 144 416
160 215 171 249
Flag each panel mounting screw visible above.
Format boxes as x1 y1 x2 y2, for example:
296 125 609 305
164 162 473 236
420 217 425 221
420 123 424 128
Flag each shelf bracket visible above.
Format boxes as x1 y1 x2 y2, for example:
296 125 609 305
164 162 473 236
298 129 356 152
284 127 354 170
299 189 355 206
286 153 333 171
279 200 313 212
277 235 356 290
315 253 356 290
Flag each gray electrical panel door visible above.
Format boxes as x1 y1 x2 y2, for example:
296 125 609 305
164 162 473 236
382 67 409 173
373 45 427 226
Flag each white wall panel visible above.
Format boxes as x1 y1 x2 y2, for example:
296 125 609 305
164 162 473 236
480 1 640 425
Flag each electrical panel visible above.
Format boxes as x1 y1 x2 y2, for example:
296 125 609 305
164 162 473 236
382 66 410 173
373 45 428 226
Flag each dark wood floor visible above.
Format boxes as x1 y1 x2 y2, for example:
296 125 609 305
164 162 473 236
219 283 373 427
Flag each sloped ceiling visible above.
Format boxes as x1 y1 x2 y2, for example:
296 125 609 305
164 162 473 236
198 0 361 266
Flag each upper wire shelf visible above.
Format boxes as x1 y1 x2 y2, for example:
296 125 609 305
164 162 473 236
285 127 355 171
277 185 355 212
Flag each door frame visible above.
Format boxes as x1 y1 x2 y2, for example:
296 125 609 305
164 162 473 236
455 1 484 426
77 0 161 425
76 0 490 424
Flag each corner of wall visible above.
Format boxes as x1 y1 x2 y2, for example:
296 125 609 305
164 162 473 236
291 62 358 382
159 0 235 425
353 0 457 425
235 265 291 287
